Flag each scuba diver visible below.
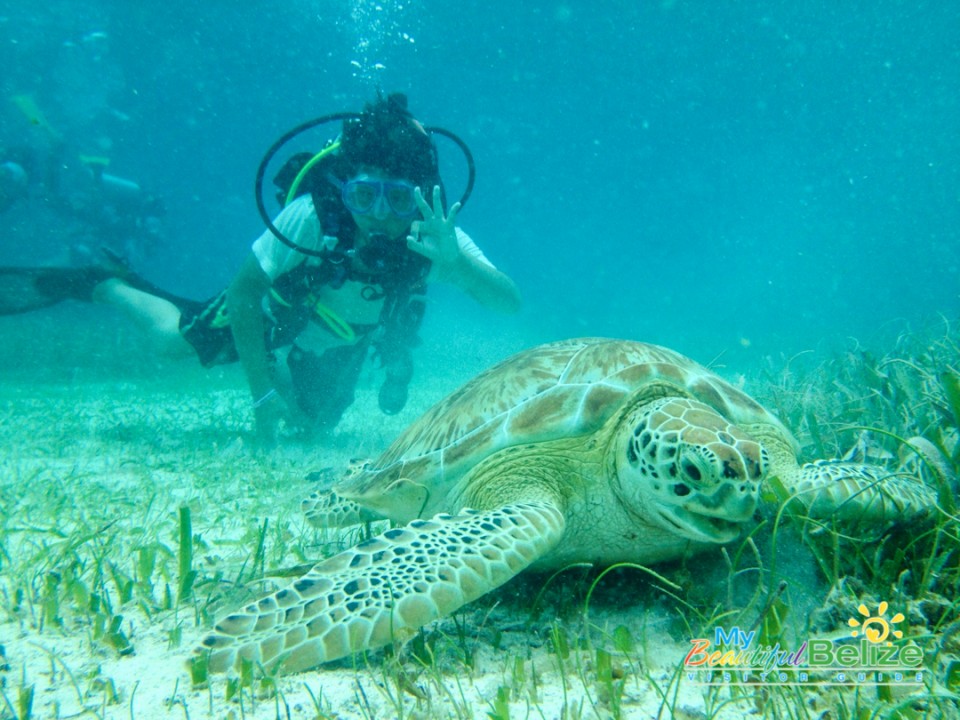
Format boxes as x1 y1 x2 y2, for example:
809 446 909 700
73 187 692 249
0 145 166 266
0 160 29 213
60 160 167 266
0 93 521 447
2 92 166 266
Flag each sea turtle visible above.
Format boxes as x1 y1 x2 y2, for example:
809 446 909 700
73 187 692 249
196 338 937 675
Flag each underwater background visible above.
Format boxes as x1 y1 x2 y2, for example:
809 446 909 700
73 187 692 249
1 0 957 381
2 4 960 719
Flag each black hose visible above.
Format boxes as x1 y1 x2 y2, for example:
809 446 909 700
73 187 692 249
255 114 477 256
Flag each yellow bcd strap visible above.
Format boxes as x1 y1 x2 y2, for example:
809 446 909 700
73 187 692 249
270 288 356 342
312 301 356 342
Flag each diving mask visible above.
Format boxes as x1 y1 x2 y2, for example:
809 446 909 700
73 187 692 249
341 177 419 218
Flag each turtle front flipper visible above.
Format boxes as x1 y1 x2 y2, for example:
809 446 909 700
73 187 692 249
770 460 937 522
195 501 565 675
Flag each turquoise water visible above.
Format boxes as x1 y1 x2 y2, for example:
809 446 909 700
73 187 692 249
1 1 956 378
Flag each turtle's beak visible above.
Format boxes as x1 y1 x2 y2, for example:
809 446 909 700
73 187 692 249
654 482 757 543
656 505 747 544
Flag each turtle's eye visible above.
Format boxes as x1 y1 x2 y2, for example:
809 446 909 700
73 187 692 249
682 461 701 483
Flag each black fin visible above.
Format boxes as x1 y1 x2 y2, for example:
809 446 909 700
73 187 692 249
0 266 114 315
0 254 201 318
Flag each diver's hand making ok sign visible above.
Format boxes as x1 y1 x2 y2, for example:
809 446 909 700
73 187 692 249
406 185 464 278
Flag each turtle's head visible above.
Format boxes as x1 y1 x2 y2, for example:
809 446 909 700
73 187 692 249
613 397 766 544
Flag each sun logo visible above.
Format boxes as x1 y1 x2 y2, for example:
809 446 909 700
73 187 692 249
848 601 905 644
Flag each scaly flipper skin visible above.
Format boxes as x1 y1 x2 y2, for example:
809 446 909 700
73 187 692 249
303 459 383 528
781 461 938 522
748 425 937 523
302 490 384 528
197 502 565 674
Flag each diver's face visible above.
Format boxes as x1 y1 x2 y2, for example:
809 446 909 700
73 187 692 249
344 170 418 241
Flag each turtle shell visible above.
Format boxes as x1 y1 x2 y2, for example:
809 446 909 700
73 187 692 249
338 338 793 509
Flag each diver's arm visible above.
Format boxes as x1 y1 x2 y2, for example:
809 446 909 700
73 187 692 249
443 251 522 314
407 185 521 313
226 254 283 443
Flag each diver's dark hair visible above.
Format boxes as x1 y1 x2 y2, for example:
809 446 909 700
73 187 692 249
339 93 440 189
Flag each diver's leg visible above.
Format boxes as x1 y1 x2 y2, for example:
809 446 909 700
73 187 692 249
287 341 369 432
378 348 413 415
93 279 193 358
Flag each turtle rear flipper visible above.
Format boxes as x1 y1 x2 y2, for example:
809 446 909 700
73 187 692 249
196 501 565 675
302 458 388 528
301 490 385 528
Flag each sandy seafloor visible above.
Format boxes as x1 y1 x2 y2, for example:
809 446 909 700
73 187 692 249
1 309 957 720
